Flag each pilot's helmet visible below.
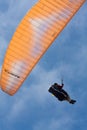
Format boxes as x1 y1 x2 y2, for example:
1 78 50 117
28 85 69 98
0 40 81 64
54 83 58 86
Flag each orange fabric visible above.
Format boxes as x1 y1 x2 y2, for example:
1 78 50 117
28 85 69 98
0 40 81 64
0 0 85 95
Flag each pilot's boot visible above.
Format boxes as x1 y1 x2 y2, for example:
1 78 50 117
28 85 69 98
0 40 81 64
70 99 76 104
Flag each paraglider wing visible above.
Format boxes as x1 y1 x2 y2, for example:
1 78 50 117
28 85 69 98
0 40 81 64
0 0 85 95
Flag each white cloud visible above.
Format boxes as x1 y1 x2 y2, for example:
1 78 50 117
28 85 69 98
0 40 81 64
0 1 87 130
2 62 79 121
0 0 38 38
33 115 75 130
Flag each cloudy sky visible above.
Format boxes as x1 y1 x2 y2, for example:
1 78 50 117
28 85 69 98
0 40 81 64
0 0 87 130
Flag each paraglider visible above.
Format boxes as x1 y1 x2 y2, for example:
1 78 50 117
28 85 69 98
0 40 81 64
48 81 76 104
0 0 86 95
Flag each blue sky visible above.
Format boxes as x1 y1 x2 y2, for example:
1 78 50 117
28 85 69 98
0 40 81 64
0 0 87 130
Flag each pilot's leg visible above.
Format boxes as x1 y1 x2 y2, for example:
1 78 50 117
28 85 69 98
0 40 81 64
65 96 76 104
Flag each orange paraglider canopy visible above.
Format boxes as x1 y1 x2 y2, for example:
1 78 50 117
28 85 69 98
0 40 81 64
0 0 86 95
